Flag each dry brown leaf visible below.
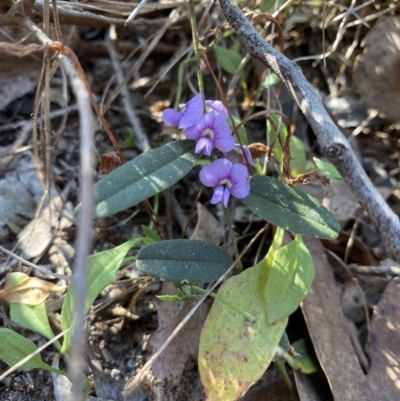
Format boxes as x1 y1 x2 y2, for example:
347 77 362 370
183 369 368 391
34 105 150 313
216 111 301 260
301 237 374 401
149 282 210 386
354 16 400 120
0 276 65 305
366 278 400 399
190 203 224 245
294 370 332 401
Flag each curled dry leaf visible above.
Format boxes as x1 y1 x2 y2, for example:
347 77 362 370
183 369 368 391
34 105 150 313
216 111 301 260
99 151 124 174
285 170 330 186
0 276 65 305
248 142 271 158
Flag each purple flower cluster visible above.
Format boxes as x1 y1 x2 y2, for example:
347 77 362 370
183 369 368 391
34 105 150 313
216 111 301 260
162 94 253 207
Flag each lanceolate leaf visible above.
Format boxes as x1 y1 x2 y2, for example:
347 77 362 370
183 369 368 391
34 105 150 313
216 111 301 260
264 235 314 324
81 140 198 219
0 328 65 375
61 238 140 353
242 176 340 239
313 157 343 180
136 240 232 283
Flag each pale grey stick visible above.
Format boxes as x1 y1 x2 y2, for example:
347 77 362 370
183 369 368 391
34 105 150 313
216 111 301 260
215 0 400 262
23 18 94 400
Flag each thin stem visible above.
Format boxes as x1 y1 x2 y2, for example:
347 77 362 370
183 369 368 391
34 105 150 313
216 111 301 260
274 359 300 401
223 207 242 272
188 0 206 110
191 285 255 322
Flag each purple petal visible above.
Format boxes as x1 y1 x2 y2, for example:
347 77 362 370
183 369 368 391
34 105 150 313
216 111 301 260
195 137 213 156
229 164 250 199
162 109 181 126
184 124 201 140
242 145 256 167
222 187 231 207
178 93 204 129
212 116 235 152
210 185 224 205
199 159 233 187
205 100 229 118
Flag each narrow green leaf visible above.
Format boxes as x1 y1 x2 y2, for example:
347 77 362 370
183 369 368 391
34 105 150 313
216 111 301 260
290 136 307 177
212 44 242 75
313 157 343 180
141 225 162 242
264 235 314 324
199 262 287 400
79 140 198 218
0 328 65 375
290 338 318 374
7 273 60 350
61 238 139 353
242 176 340 239
136 239 232 283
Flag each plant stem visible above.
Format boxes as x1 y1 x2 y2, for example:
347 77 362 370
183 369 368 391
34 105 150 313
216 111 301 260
191 285 255 322
223 207 243 272
188 0 206 110
274 359 300 401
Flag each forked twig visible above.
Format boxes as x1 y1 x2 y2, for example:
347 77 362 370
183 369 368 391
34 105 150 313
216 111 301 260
215 0 400 262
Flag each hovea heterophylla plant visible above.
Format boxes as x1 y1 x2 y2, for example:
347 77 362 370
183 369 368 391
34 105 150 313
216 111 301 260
0 95 341 398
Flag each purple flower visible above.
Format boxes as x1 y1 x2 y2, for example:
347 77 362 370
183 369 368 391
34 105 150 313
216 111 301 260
162 93 203 129
205 100 228 118
224 144 255 167
199 159 250 207
184 111 235 156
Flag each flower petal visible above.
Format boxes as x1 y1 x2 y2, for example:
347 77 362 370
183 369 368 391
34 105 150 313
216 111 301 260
205 100 229 118
162 109 181 126
199 159 233 187
212 116 235 152
184 124 201 140
195 137 213 156
229 164 250 199
211 185 224 205
222 187 231 207
178 93 204 129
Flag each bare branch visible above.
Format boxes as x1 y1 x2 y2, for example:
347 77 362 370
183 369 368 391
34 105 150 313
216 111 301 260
215 0 400 262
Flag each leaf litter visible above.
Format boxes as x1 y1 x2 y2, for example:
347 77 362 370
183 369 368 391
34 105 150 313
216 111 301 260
1 1 400 400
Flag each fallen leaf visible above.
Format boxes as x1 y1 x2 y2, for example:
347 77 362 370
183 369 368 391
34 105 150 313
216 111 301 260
366 278 400 399
301 237 374 401
0 276 65 305
150 282 210 385
190 203 224 245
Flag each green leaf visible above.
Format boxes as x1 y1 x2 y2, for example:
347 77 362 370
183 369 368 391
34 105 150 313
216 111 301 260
212 44 242 75
227 116 249 145
199 262 287 400
7 273 60 350
290 338 318 374
313 157 343 180
80 140 198 219
290 136 307 177
61 238 139 353
0 328 65 375
242 176 340 239
260 72 280 89
141 225 162 242
136 239 232 283
264 235 314 324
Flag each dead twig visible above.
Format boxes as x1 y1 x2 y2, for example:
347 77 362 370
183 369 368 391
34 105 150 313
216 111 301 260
215 0 400 262
23 17 94 400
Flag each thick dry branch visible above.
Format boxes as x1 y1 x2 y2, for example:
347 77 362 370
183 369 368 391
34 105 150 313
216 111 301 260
216 0 400 261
